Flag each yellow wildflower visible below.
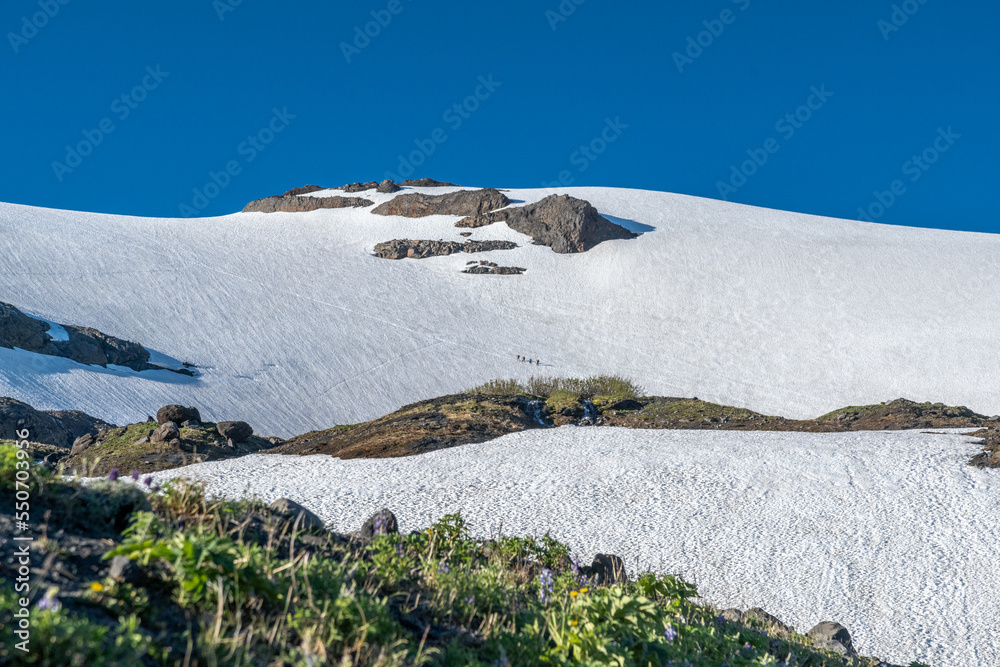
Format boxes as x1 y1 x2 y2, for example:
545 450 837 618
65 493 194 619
90 582 104 592
570 591 578 598
570 620 578 626
580 587 589 593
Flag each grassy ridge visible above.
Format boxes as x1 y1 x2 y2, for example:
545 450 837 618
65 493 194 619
1 443 924 666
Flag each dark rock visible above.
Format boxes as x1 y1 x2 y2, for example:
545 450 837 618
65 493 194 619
282 185 327 196
371 189 510 218
180 420 201 429
813 639 850 656
217 421 253 443
0 301 50 351
70 433 95 456
374 239 517 260
146 416 155 423
611 399 643 411
808 621 854 653
377 179 401 193
0 397 115 448
157 405 201 425
268 498 325 532
399 178 459 187
745 607 794 633
360 509 399 539
463 265 526 275
132 437 150 446
589 553 627 585
481 195 635 253
150 422 180 444
243 194 373 213
455 210 510 228
459 232 472 237
340 181 380 193
719 608 744 623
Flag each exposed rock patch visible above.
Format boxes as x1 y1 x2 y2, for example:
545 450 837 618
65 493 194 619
217 420 253 443
1 302 180 373
374 239 517 260
340 181 380 193
457 195 635 253
0 397 115 448
371 189 510 218
377 179 401 193
242 194 373 213
463 260 526 275
156 405 202 425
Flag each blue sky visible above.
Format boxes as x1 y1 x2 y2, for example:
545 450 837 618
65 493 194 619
1 0 996 232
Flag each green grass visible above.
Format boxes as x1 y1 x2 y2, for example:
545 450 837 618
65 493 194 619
1 441 915 666
472 375 644 402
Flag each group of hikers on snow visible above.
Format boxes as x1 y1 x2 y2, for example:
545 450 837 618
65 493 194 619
517 355 540 366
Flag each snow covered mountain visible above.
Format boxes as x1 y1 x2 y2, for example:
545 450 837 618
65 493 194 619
2 185 998 436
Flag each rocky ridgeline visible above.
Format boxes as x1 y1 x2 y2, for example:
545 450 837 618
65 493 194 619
374 239 517 260
371 188 511 218
1 302 190 375
242 193 373 213
338 179 400 194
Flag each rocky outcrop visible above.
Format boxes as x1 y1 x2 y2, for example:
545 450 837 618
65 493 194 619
339 181 380 193
0 397 115 448
458 195 635 253
281 185 327 196
588 554 627 585
217 421 253 443
149 421 181 444
463 261 526 275
242 194 373 213
1 302 184 373
377 179 401 193
374 239 518 260
371 189 510 218
399 178 459 187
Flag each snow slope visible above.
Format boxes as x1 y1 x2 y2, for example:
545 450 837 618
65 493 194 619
129 427 1000 667
2 186 1000 435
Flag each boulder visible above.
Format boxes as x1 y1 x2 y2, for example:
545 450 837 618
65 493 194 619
494 195 636 253
217 421 253 443
463 265 526 275
360 509 399 539
70 433 95 456
108 555 137 583
377 179 401 193
268 498 325 532
718 608 744 624
150 422 180 444
589 553 627 585
242 194 374 213
371 188 510 218
0 397 114 448
157 405 201 425
399 178 459 187
132 436 150 446
807 621 854 653
181 420 201 429
744 607 794 633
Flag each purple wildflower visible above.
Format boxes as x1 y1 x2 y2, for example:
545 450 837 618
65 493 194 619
151 484 161 492
438 563 450 574
538 568 555 604
107 468 119 482
143 475 153 487
743 642 753 651
130 470 140 482
664 625 677 642
395 542 404 557
36 590 60 612
465 596 475 605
